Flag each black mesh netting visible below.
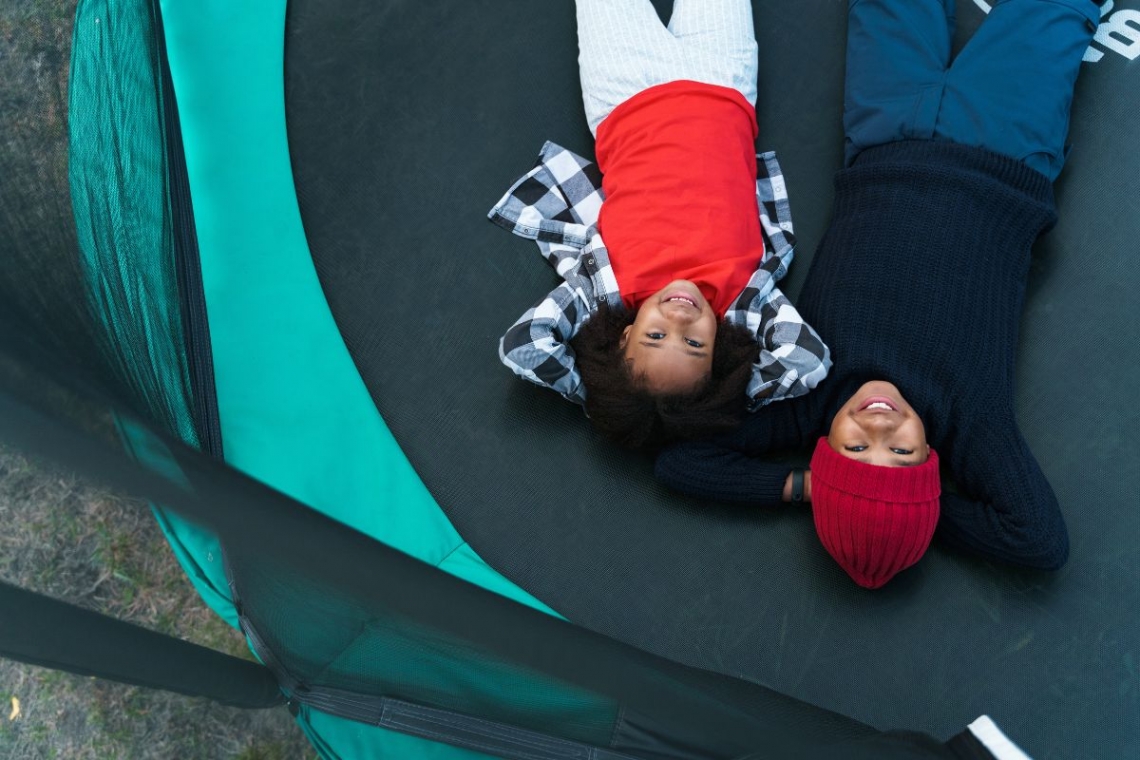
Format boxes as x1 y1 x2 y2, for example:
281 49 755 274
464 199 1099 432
0 334 901 759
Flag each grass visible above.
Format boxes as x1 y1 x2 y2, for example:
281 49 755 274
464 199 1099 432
0 445 315 759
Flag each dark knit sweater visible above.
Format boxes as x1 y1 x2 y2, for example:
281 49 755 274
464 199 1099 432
656 140 1069 570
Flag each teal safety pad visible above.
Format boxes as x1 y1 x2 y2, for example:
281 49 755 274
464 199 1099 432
118 417 238 626
154 0 554 607
155 0 575 753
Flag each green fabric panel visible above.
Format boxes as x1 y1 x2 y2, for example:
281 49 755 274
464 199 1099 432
155 4 616 755
156 0 460 566
150 506 238 626
155 0 555 599
439 543 561 617
69 0 556 632
117 417 237 626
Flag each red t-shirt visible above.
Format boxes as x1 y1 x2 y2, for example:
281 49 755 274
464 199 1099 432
595 80 765 317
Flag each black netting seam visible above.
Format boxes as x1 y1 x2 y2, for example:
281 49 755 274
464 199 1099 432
150 0 223 459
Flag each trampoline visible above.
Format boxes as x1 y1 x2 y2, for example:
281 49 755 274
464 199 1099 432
1 1 1137 758
286 0 1139 752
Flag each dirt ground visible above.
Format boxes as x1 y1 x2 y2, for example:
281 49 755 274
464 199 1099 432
0 446 315 759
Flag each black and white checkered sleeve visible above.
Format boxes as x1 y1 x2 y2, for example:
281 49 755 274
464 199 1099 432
723 151 830 410
728 281 831 411
488 142 604 274
745 287 831 409
498 282 588 406
755 150 796 259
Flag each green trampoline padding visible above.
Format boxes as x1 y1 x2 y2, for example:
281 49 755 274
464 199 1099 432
77 0 577 755
153 0 554 610
54 0 1140 756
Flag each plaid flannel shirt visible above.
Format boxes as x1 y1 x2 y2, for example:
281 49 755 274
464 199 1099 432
490 141 830 411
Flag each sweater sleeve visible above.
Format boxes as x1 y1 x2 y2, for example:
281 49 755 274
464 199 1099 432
655 438 791 505
938 418 1069 570
654 401 809 505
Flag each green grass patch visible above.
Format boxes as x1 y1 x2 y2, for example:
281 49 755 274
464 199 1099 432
0 446 314 759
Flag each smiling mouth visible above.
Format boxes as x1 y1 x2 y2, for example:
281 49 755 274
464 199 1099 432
663 293 698 309
858 396 899 412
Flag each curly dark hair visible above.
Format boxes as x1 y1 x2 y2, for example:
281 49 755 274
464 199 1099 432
569 303 757 449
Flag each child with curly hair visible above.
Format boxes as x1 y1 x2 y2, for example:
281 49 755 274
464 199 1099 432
490 0 830 449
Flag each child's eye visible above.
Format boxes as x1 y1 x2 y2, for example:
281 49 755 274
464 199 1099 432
647 332 665 340
844 445 868 452
685 339 704 348
891 448 914 456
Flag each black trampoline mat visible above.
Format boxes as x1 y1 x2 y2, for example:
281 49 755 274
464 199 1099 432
283 2 1140 757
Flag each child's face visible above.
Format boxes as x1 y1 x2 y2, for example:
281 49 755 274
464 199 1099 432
620 280 718 395
828 381 929 467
